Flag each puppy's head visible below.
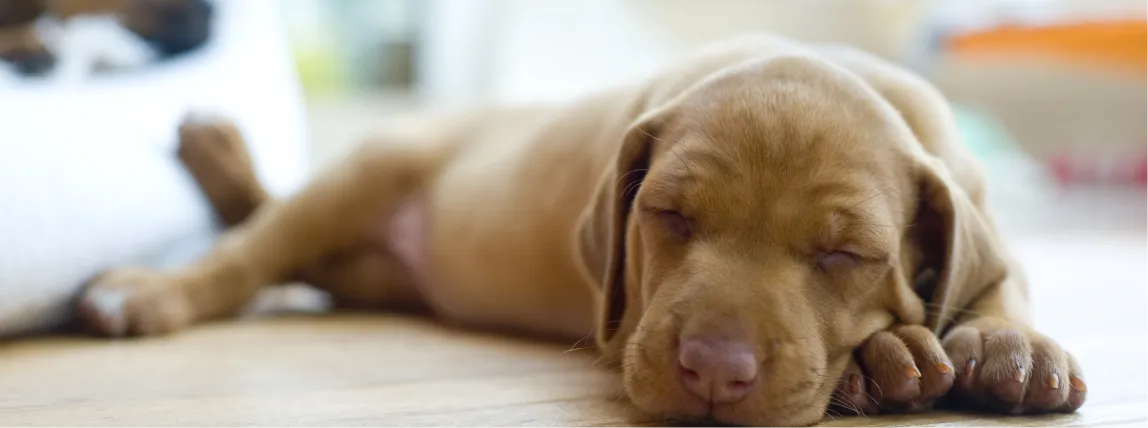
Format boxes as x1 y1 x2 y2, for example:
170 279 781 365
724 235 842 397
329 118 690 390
575 55 1006 426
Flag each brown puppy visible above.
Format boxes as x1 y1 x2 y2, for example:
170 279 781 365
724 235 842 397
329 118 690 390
78 35 1085 425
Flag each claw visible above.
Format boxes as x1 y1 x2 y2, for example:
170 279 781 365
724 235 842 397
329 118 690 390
1070 376 1086 392
936 362 954 375
906 365 922 378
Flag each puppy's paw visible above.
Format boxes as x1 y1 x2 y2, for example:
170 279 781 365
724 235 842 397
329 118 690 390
77 268 193 337
831 325 954 415
177 113 253 168
176 113 265 226
942 317 1086 414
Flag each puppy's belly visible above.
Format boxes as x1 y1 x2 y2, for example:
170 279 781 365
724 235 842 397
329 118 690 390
378 194 595 339
382 198 433 292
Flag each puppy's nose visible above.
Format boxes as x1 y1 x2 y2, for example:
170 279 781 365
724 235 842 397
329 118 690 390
677 337 759 403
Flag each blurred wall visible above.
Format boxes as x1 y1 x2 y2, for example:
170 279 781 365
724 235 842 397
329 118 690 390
418 0 931 106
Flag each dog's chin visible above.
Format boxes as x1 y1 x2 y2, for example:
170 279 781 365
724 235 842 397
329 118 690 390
624 380 831 427
621 337 834 427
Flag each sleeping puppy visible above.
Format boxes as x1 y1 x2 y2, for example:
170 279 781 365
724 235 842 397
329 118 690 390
77 35 1085 425
0 0 213 76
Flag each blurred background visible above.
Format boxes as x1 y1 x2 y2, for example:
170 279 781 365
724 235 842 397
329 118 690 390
282 0 1147 239
0 0 1143 335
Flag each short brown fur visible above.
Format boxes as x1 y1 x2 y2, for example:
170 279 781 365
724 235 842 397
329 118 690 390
78 35 1084 426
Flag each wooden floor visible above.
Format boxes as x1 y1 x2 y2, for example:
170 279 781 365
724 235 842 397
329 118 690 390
1 235 1144 427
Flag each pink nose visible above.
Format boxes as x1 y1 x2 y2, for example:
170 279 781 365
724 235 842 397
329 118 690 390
677 337 759 404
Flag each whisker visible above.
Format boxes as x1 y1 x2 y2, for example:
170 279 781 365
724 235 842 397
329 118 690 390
564 329 597 354
846 189 886 212
635 126 664 143
856 375 881 406
564 344 596 354
823 408 839 421
615 168 649 186
835 392 865 417
622 180 644 198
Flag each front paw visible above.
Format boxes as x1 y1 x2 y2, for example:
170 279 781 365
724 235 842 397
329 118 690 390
76 268 194 337
942 317 1086 414
831 325 955 415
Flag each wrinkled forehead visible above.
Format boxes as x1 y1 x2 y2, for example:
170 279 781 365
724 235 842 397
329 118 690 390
649 140 896 224
644 59 910 242
680 56 910 161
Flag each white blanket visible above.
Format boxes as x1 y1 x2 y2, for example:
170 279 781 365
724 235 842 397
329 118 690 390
0 0 308 336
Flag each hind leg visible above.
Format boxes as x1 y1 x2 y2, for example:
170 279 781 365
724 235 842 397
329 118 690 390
78 117 443 336
299 244 426 311
176 116 428 311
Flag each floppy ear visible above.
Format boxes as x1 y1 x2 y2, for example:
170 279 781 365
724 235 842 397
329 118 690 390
573 108 670 360
910 157 1009 334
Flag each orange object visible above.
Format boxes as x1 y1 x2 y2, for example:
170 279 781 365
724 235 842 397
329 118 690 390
946 18 1147 77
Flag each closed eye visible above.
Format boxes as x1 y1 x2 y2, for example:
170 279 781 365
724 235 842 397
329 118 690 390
654 209 692 240
817 250 861 272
